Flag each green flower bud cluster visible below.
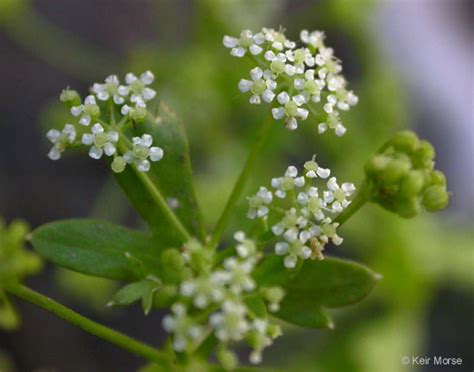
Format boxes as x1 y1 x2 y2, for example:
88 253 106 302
0 219 42 288
0 219 42 330
364 131 449 217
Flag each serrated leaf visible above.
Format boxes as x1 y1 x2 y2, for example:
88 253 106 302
114 103 206 246
31 219 160 281
255 256 380 328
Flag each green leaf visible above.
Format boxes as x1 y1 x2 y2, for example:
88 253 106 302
114 103 206 246
244 295 267 319
109 279 160 315
255 256 380 328
110 280 154 306
31 219 160 281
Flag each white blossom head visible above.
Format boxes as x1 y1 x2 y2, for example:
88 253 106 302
225 27 358 134
248 158 356 267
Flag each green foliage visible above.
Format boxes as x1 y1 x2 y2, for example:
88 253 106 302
109 277 161 314
255 256 380 328
0 293 19 331
31 219 160 281
365 131 449 217
0 219 41 330
114 103 206 245
0 219 41 288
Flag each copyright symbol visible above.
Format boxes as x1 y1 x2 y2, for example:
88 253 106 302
402 356 410 365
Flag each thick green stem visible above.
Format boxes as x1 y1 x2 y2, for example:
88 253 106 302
334 182 369 226
209 116 274 249
6 284 172 367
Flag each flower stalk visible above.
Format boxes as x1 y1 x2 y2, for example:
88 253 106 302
209 115 274 249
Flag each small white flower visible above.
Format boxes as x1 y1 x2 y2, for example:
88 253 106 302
92 74 128 104
162 303 203 352
247 186 273 219
81 123 119 159
126 71 156 106
303 155 331 179
71 95 100 126
46 124 76 160
294 69 325 103
238 67 276 104
271 166 305 198
324 177 356 212
234 231 257 258
286 47 315 73
223 29 265 57
272 92 309 130
300 29 325 49
210 301 249 342
123 133 164 172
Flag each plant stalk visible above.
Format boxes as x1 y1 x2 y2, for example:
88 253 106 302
6 284 172 367
334 181 369 226
209 116 274 249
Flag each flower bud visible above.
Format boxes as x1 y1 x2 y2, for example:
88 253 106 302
364 155 390 176
130 107 147 122
380 158 411 184
153 285 177 308
160 249 185 284
217 347 238 371
400 170 425 197
395 197 421 218
427 170 446 187
413 140 435 169
391 130 418 154
59 89 81 107
422 185 449 212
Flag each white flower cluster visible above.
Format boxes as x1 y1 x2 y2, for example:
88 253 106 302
162 233 284 364
46 72 164 173
224 27 358 134
247 156 356 268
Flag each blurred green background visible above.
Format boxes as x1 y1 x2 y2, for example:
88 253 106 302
0 0 472 371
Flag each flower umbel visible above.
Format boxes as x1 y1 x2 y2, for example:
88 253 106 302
248 157 356 268
46 71 164 173
224 27 358 134
161 235 284 365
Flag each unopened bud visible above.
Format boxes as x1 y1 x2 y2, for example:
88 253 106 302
217 347 238 371
413 140 435 169
391 130 418 154
153 285 177 308
59 89 81 107
400 170 425 197
396 197 421 218
428 170 446 187
380 158 411 184
365 155 390 176
422 185 449 212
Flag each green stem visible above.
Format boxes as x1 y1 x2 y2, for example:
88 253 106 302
6 284 172 367
209 115 274 249
334 182 369 226
116 139 192 242
98 118 192 242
